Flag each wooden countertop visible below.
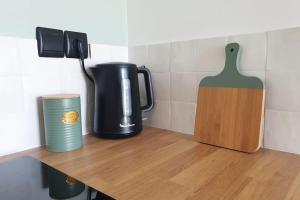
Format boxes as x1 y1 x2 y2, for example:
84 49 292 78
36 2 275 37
2 127 300 200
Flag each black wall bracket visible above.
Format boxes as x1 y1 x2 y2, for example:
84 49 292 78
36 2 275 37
36 27 88 59
36 27 64 58
64 31 88 59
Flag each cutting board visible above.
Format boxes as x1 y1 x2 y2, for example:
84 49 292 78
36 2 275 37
194 43 265 153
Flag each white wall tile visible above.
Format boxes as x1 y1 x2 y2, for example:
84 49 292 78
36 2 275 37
109 46 128 62
267 27 300 71
0 112 42 157
228 32 267 71
0 36 128 156
110 46 128 62
22 75 61 112
266 70 300 111
170 40 199 72
0 36 20 76
60 59 82 75
16 38 38 75
264 110 300 154
0 113 33 156
22 74 61 141
87 44 112 65
60 71 87 94
128 45 148 66
148 43 170 72
170 37 226 72
130 28 300 155
171 102 196 134
151 72 170 101
87 44 128 65
17 38 63 76
171 72 198 103
0 76 24 114
144 100 171 130
196 37 227 71
23 113 44 149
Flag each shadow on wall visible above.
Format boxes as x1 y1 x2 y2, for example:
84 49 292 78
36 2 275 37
85 73 95 134
37 97 46 145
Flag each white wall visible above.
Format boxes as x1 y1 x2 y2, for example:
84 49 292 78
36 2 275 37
0 36 127 156
127 0 300 45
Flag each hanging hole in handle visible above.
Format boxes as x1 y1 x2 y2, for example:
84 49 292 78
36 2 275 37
230 48 234 52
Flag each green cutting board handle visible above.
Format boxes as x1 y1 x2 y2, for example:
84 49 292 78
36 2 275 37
200 43 263 89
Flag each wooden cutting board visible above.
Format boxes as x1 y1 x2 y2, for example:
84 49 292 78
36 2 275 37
194 43 265 153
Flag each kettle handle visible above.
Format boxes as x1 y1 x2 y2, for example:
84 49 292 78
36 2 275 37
138 66 154 112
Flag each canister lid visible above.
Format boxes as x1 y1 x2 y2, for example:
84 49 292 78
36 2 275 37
42 94 80 99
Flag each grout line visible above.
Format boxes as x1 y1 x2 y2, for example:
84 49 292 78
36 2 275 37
262 31 269 148
170 100 196 105
265 108 300 114
168 43 172 130
264 32 269 73
154 99 196 105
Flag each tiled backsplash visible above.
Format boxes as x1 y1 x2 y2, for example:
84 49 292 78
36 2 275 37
129 27 300 155
0 36 127 156
2 27 300 156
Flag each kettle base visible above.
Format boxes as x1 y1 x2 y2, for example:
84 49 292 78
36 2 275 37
92 128 142 139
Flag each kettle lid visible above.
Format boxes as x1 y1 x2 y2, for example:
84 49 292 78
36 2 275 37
93 62 137 68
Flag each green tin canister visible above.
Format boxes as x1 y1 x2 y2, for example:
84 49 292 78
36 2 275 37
42 94 83 152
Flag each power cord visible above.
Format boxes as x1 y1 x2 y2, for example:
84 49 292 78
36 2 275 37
78 40 93 82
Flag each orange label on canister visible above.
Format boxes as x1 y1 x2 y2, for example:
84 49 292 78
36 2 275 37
65 176 79 185
61 111 80 125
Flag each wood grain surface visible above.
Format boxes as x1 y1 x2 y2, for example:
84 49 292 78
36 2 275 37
195 87 265 153
1 127 300 200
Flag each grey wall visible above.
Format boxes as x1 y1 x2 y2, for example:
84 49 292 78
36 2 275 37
129 27 300 155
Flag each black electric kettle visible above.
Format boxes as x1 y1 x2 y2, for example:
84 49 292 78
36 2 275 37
89 62 154 138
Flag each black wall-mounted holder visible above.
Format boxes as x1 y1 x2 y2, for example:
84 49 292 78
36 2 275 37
36 27 92 81
64 31 88 59
36 27 64 57
64 30 93 82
